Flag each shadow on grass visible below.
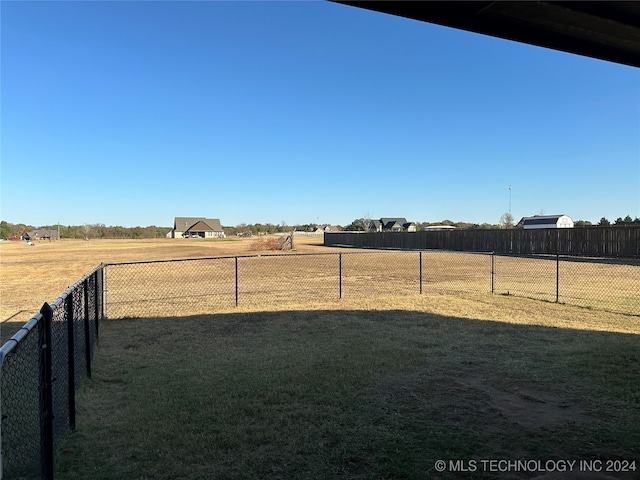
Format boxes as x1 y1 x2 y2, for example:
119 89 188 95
55 310 640 480
1 311 31 344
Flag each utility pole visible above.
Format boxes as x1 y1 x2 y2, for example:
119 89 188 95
509 185 512 215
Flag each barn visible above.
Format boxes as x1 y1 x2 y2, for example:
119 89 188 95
521 215 574 229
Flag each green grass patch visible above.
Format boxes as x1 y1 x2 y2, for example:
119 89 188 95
56 300 640 479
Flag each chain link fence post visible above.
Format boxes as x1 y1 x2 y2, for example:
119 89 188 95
339 253 343 299
83 279 92 378
235 257 239 307
39 302 54 480
65 294 76 433
491 252 495 294
419 251 423 295
556 253 560 303
95 267 102 339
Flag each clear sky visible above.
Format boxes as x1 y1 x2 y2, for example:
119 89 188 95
1 1 639 228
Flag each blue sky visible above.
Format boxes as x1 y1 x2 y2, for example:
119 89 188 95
2 1 639 228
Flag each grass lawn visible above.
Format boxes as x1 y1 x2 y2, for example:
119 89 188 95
56 295 640 480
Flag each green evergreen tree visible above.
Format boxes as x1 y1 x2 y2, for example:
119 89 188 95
0 221 12 240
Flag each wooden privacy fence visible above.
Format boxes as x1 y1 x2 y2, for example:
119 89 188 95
324 227 640 257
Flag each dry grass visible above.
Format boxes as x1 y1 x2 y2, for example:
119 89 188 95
3 238 637 343
103 250 638 319
493 255 640 312
0 236 340 340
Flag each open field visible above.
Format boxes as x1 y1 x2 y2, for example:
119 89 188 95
3 237 638 342
2 237 640 479
0 236 337 341
55 296 640 480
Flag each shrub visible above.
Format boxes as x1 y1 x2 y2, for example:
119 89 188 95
250 236 282 251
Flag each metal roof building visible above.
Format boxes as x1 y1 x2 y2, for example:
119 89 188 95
522 215 574 229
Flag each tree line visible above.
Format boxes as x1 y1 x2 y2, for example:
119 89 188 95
227 223 309 236
2 215 639 241
0 221 171 240
589 216 640 227
344 216 640 231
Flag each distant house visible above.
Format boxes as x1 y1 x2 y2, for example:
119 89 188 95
368 218 416 232
369 220 383 232
381 218 404 232
24 229 59 241
170 217 226 238
520 215 574 229
317 225 340 232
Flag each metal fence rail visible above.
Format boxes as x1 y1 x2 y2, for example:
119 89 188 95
0 265 104 480
104 251 639 319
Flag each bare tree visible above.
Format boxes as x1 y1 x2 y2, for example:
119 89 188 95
500 212 515 229
361 213 373 232
279 228 296 251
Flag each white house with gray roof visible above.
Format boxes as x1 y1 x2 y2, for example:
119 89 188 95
170 217 225 238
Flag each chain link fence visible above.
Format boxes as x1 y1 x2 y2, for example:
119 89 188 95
104 252 492 317
104 251 639 318
0 265 104 480
0 316 41 479
495 254 640 313
2 252 638 479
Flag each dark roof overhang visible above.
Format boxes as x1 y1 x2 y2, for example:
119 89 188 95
332 1 640 68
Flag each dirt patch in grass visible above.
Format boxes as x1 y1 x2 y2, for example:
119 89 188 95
462 373 589 430
374 363 591 431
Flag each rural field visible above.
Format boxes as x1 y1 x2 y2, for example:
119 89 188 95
0 236 348 341
2 237 639 479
